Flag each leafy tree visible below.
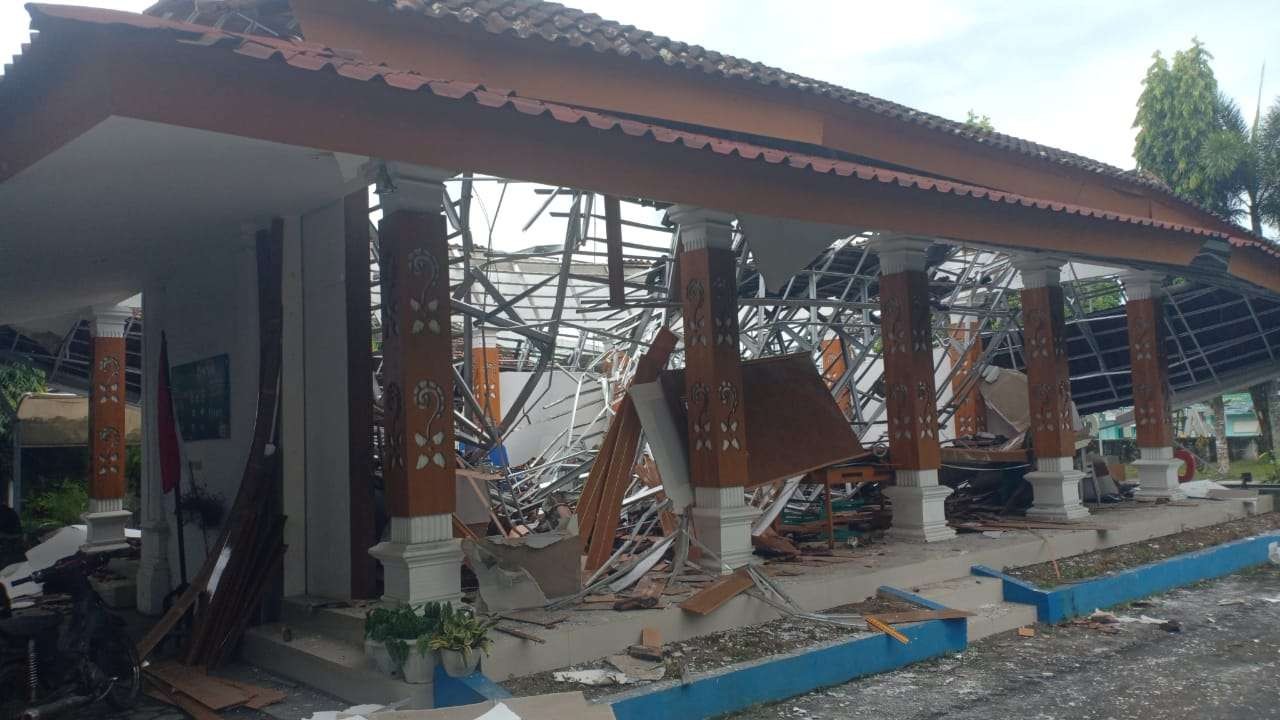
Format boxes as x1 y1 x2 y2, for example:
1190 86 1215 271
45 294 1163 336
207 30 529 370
1133 39 1236 215
0 360 45 506
1135 41 1280 233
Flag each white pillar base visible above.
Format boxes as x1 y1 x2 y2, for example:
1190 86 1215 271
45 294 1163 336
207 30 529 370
690 486 758 575
884 470 955 542
1025 457 1091 521
369 514 462 605
1133 446 1186 501
135 520 172 615
82 497 132 552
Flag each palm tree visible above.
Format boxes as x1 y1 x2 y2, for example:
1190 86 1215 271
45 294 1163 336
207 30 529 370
1200 70 1280 236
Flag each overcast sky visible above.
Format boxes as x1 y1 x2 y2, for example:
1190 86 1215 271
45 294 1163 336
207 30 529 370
2 1 1278 172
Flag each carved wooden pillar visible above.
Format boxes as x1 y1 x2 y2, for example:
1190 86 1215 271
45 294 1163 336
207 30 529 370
669 205 757 573
1015 256 1089 520
471 327 502 426
84 304 134 551
946 320 987 438
1123 272 1184 500
368 163 463 604
875 237 954 542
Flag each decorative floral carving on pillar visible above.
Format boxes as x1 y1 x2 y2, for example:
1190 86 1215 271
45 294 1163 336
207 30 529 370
407 247 443 336
413 379 449 470
383 382 405 470
717 380 741 451
691 382 712 452
686 279 708 347
96 426 121 478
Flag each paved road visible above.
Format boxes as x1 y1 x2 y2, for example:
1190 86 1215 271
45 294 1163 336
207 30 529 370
732 564 1280 720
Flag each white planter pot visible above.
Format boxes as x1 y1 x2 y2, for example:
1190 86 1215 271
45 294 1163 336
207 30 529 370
439 648 481 678
402 649 437 684
364 639 396 675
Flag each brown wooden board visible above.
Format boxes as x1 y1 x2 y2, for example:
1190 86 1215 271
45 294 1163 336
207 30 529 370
660 354 865 488
870 609 974 624
145 662 250 711
679 569 753 615
144 678 224 720
219 679 288 710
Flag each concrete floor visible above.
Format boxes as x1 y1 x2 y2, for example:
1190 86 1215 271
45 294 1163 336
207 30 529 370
731 564 1280 720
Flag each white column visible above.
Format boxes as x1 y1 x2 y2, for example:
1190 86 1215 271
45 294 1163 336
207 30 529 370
882 470 956 543
136 288 172 614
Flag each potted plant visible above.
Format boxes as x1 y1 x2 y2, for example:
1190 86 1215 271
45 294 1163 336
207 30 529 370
428 604 498 678
364 603 446 682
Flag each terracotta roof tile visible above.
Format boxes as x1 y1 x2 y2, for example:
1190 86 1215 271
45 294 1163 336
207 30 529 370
366 0 1274 241
13 4 1275 261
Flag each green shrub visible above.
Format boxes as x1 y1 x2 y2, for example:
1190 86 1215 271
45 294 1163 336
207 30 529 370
22 478 88 531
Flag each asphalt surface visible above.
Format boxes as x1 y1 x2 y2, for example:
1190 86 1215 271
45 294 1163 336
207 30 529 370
731 564 1280 720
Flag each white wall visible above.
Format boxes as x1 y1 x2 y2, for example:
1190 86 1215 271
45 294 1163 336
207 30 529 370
500 369 608 466
141 227 260 587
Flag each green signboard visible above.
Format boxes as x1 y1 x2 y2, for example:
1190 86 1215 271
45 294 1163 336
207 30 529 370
171 354 231 441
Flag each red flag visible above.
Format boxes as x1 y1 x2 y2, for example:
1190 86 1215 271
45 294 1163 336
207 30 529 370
157 331 181 494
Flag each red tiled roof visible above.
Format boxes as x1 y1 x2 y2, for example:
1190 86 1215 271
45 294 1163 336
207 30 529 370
377 1 1280 252
9 4 1263 255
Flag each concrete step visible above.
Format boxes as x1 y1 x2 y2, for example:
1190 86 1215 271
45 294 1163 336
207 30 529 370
241 623 433 708
280 596 367 647
966 600 1038 642
912 574 1004 610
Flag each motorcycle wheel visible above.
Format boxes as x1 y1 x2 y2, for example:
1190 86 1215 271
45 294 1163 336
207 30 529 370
88 627 140 710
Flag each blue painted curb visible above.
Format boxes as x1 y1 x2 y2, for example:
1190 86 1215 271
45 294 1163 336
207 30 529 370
606 586 966 720
434 666 512 708
974 531 1280 624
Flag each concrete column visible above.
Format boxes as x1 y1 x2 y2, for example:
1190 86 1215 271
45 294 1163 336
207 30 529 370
1014 256 1089 521
83 304 134 552
874 236 955 542
669 205 757 573
367 163 463 604
136 287 171 614
1123 272 1185 501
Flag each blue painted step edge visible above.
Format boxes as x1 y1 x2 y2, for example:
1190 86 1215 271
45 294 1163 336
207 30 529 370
974 531 1280 624
606 585 967 720
435 665 513 708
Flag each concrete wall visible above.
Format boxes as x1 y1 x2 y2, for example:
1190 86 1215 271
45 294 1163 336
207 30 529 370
141 227 260 590
139 203 359 608
296 200 353 600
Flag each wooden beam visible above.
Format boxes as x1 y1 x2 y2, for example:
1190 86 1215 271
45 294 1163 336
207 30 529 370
604 195 625 308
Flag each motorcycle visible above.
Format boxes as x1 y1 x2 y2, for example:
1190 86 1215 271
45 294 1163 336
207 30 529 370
0 548 141 720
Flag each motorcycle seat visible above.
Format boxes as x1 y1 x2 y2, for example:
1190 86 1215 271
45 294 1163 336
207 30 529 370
0 611 60 637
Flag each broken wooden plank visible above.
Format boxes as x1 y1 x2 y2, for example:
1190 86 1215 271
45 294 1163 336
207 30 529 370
869 609 974 624
865 615 910 644
145 661 250 711
145 678 224 720
679 569 753 616
499 611 569 628
495 625 547 644
217 679 287 710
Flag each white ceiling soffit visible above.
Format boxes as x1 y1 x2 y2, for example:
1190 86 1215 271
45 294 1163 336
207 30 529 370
738 214 858 293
